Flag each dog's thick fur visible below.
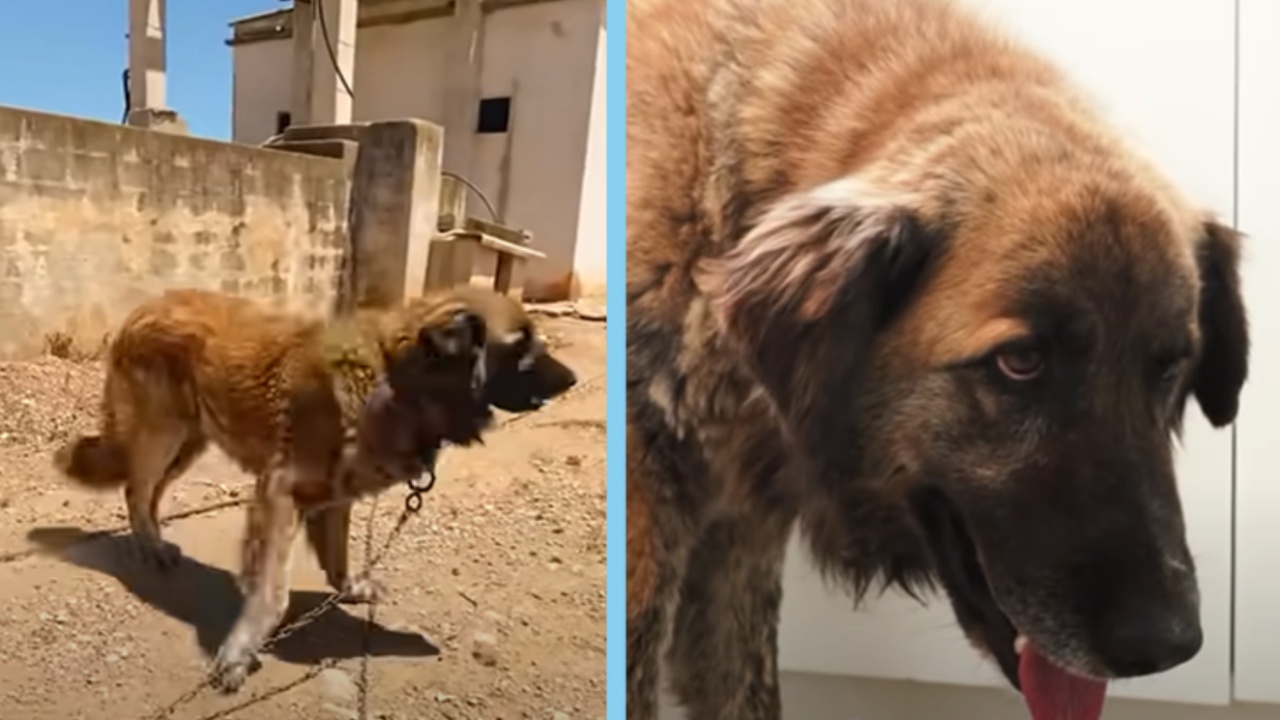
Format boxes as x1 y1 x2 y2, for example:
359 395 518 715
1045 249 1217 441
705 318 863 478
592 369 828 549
54 286 577 692
626 0 1250 718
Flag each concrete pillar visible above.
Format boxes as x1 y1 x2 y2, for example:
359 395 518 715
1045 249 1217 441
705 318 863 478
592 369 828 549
440 0 485 177
310 0 358 125
340 120 444 312
128 0 166 111
290 0 316 127
126 0 187 133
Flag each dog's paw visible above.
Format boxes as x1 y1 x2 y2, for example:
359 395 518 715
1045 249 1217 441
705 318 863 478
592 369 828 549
136 539 182 572
209 640 261 694
339 575 386 605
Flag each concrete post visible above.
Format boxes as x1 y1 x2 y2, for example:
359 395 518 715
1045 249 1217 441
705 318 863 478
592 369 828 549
310 0 358 125
290 0 316 127
128 0 166 112
340 120 444 312
440 0 484 177
126 0 187 133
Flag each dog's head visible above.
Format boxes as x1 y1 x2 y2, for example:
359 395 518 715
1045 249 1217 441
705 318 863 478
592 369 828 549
698 174 1249 692
449 286 579 413
378 300 493 447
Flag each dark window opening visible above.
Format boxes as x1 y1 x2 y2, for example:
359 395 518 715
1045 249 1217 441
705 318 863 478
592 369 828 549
476 97 512 134
275 110 292 135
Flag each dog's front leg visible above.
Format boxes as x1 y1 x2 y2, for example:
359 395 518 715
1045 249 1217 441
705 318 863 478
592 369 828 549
211 464 300 694
306 502 384 604
664 516 789 720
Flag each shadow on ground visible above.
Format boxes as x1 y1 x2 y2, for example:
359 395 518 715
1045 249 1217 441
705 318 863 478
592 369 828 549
26 526 441 666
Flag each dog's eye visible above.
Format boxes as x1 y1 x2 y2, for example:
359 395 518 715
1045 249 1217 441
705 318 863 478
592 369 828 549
1154 356 1189 388
994 348 1045 381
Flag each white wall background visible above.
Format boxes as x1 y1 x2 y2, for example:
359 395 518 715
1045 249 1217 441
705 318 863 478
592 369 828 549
570 8 607 297
1232 0 1280 706
230 39 293 145
665 0 1280 717
229 0 607 299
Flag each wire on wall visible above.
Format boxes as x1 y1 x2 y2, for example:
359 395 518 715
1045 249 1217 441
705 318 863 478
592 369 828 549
311 0 503 223
443 171 501 223
121 68 131 124
314 0 356 98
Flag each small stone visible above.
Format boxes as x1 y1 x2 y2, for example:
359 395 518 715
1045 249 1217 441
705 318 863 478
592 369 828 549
554 713 571 720
472 631 499 667
321 702 357 720
317 668 358 704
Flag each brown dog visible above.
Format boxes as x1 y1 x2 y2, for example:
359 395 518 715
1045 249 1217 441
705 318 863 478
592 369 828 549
626 1 1249 719
54 286 576 692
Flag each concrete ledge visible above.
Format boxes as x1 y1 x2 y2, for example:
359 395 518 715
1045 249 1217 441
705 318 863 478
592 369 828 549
124 108 189 136
265 138 360 162
280 122 369 143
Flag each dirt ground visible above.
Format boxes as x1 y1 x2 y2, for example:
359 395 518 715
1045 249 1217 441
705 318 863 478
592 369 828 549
0 313 607 720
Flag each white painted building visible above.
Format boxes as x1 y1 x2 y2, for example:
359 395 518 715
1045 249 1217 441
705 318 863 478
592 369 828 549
227 0 607 301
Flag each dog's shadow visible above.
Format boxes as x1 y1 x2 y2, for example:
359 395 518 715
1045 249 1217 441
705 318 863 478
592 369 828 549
26 527 441 666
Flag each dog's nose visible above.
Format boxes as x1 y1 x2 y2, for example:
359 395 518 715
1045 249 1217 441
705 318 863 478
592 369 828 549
1096 609 1203 677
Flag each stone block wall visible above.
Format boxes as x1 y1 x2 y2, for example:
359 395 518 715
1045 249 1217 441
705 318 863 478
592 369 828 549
0 105 351 358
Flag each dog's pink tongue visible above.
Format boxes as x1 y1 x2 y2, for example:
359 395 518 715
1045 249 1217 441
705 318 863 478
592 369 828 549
1019 644 1107 720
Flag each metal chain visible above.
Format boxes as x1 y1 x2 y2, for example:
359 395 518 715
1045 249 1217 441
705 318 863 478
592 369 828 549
144 677 215 720
356 493 379 720
180 659 341 720
140 471 432 720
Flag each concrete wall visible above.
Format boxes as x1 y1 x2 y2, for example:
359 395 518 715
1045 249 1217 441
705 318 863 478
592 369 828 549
230 0 607 301
232 39 294 145
571 18 607 298
475 0 603 300
0 104 350 358
354 18 452 126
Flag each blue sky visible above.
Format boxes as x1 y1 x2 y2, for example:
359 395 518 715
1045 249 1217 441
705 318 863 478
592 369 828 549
0 1 279 139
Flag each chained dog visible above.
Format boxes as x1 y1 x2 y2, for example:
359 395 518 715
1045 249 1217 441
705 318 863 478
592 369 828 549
55 286 577 691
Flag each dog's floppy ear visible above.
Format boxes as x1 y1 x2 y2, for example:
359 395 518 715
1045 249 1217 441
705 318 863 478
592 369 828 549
1190 219 1249 427
420 309 488 359
695 178 945 447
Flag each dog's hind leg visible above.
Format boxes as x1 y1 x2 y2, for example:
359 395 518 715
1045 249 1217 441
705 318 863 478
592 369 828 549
150 435 208 520
664 515 790 720
305 502 383 604
123 428 197 571
212 462 301 694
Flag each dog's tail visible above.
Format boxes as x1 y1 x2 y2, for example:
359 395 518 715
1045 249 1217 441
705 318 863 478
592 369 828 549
54 434 129 488
56 290 209 489
55 355 133 488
